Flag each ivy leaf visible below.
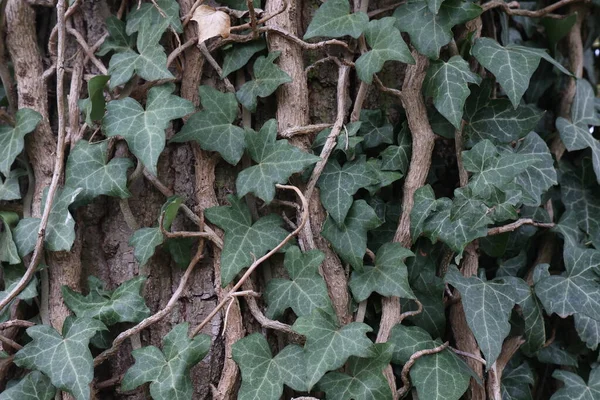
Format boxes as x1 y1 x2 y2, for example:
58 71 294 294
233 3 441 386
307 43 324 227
317 343 394 400
358 110 394 149
314 122 364 159
264 246 332 319
65 140 132 204
537 340 578 367
550 367 600 400
232 333 306 400
0 108 42 176
170 85 245 165
0 211 20 264
445 265 522 366
556 79 600 183
0 169 24 201
364 159 403 194
103 84 193 174
535 245 600 321
97 16 134 56
0 372 56 400
393 0 482 59
14 318 107 400
0 264 38 322
222 40 266 77
205 195 289 286
14 186 82 255
303 0 368 40
62 276 150 326
317 156 379 226
574 313 600 350
426 0 444 14
424 56 481 128
463 139 536 198
321 200 382 271
509 277 546 355
501 361 535 400
237 119 320 203
78 75 110 126
349 242 416 302
129 227 164 266
107 19 173 88
388 324 474 400
293 308 374 390
126 0 182 34
236 52 292 112
380 124 411 173
355 18 414 84
471 38 569 107
410 185 438 241
121 323 211 400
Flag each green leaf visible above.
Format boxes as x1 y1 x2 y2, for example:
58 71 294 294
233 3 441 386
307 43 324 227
313 122 364 159
97 16 134 56
222 40 266 77
205 195 289 286
349 242 416 302
14 186 82 255
14 318 106 400
62 276 150 326
233 333 306 400
0 108 41 176
471 38 569 107
445 265 522 366
509 277 546 355
537 341 578 367
237 119 320 203
410 185 438 241
103 84 193 174
317 156 379 226
121 323 211 400
317 343 394 400
380 124 411 173
424 56 481 128
394 0 482 59
107 19 174 88
303 0 368 40
574 313 600 350
321 200 382 270
0 211 20 265
501 361 535 400
358 110 394 149
0 264 38 322
293 308 374 390
0 372 56 400
129 227 164 265
65 140 132 204
160 195 183 231
170 85 245 165
388 324 473 400
78 75 110 126
264 246 332 319
236 52 292 112
535 245 600 321
126 0 182 34
0 169 24 201
364 159 403 194
355 18 414 84
550 367 600 400
463 139 536 198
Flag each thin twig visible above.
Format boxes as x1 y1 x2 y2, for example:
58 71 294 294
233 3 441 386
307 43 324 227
280 123 333 138
229 0 287 31
0 320 35 330
397 342 450 398
66 27 108 75
96 374 124 390
167 36 198 67
0 333 22 351
198 43 236 92
355 300 367 323
191 184 308 336
368 1 406 17
487 219 555 235
398 299 423 323
481 0 585 17
248 0 259 38
450 346 487 366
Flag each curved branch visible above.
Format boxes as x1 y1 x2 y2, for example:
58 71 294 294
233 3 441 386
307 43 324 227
487 219 555 236
481 0 585 17
397 342 450 398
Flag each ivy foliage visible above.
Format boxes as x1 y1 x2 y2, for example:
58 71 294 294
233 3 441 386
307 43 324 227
0 0 599 398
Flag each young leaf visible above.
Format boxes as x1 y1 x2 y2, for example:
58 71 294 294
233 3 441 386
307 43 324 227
393 0 482 59
97 16 134 56
445 266 523 366
317 156 379 226
222 40 266 77
0 169 23 201
264 246 333 319
380 124 411 173
232 333 306 400
237 119 320 203
410 185 438 240
121 323 211 400
317 343 394 400
550 367 600 400
170 85 245 165
355 18 414 84
321 200 382 270
0 211 19 265
62 276 150 326
103 84 194 174
107 19 174 88
349 242 416 302
13 318 107 400
303 0 368 40
388 324 474 400
65 140 132 204
0 372 56 400
78 75 110 126
14 186 82 255
293 308 374 390
129 227 164 266
205 195 289 286
236 52 292 112
535 245 600 321
424 56 481 128
126 0 182 34
0 108 41 176
358 110 394 148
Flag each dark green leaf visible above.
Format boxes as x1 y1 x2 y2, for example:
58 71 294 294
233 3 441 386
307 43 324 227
303 0 368 39
222 40 267 77
0 108 41 176
550 367 600 399
126 0 182 34
0 372 56 400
